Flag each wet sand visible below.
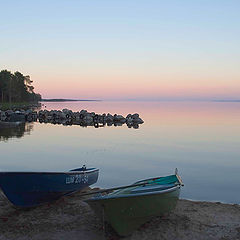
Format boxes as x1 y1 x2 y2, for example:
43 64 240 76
0 189 239 240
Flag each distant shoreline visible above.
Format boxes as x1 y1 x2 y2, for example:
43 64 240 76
211 100 240 102
40 99 240 103
41 99 101 102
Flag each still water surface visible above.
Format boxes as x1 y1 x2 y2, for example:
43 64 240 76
0 101 240 204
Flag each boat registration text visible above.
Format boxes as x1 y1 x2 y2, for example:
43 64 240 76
66 174 88 184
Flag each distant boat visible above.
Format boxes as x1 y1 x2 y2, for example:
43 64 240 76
0 166 99 207
85 169 183 236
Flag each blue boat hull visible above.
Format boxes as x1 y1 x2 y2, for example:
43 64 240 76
0 167 99 207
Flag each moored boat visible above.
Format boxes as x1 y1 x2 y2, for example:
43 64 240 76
0 166 99 207
85 169 183 236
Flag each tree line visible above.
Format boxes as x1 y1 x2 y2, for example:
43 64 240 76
0 70 41 103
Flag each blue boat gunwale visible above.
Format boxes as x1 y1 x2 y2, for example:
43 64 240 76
0 168 99 175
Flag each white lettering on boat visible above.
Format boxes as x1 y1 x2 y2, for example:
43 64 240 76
75 174 81 184
66 174 89 184
82 174 88 183
66 176 75 184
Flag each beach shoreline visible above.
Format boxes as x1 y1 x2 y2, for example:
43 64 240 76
0 189 239 240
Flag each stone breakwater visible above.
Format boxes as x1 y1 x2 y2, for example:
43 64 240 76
0 109 144 129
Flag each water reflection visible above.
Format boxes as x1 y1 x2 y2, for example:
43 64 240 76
0 122 34 142
0 101 240 203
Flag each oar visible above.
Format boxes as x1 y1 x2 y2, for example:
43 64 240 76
78 177 181 198
176 174 184 186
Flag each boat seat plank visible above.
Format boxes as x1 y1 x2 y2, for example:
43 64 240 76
130 183 176 194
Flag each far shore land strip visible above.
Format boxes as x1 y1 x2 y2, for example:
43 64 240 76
41 98 102 102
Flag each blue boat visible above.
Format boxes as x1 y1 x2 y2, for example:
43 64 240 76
0 166 99 207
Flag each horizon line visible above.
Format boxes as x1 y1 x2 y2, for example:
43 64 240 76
40 98 240 103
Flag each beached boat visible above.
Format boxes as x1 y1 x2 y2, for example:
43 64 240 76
85 169 183 236
0 166 99 207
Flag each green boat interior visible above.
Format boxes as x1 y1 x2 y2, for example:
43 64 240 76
93 174 181 200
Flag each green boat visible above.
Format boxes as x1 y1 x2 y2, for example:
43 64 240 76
85 169 184 236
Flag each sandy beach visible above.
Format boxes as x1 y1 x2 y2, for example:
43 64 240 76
0 189 239 240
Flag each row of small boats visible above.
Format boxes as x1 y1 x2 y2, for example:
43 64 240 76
0 167 183 236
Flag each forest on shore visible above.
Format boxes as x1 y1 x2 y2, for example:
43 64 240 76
0 70 41 103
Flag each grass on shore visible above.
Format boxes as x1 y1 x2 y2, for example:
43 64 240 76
0 102 41 111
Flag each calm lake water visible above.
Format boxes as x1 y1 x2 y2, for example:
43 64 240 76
0 101 240 204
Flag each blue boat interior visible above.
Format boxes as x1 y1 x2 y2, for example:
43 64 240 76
70 167 95 172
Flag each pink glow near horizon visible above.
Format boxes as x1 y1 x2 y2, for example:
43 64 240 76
42 101 240 126
1 1 240 101
34 76 240 100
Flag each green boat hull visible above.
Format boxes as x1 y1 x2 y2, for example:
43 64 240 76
87 186 180 236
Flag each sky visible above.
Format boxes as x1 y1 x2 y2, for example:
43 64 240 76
0 0 239 100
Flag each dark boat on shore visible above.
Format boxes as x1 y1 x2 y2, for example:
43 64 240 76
0 166 99 207
85 169 183 236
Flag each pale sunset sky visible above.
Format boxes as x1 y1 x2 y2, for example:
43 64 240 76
0 0 239 100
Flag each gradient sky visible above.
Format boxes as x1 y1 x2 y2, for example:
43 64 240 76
0 0 239 100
